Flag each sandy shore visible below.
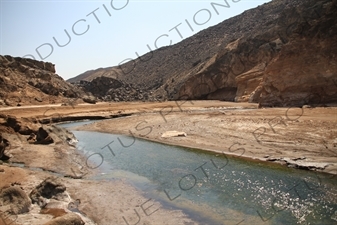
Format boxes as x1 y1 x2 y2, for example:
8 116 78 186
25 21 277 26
72 101 337 175
0 164 197 225
2 101 222 224
1 100 336 224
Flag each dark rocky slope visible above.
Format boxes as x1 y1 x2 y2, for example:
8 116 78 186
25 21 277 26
69 0 337 106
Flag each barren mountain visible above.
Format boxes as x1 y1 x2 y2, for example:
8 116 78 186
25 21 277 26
69 0 337 106
0 55 90 106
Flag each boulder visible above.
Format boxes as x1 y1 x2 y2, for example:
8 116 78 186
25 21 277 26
44 125 76 145
3 116 55 145
6 115 40 135
27 133 37 143
35 127 54 145
161 131 187 138
35 97 43 102
4 99 14 106
82 96 97 104
0 134 10 160
29 177 66 204
43 213 84 225
0 186 31 215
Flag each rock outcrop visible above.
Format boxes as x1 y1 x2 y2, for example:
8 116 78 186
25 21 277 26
0 186 32 215
43 213 85 225
69 0 337 107
0 55 86 106
0 134 10 160
0 114 76 146
0 176 90 225
258 12 337 107
174 0 337 106
29 177 67 205
4 115 40 135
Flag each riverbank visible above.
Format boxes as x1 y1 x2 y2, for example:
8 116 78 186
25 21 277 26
1 101 336 224
72 102 337 175
2 100 336 174
0 164 197 225
1 101 215 224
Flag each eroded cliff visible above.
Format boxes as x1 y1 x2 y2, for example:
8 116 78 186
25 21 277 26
0 55 86 106
69 0 337 107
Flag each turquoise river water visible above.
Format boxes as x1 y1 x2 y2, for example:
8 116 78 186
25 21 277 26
59 121 337 225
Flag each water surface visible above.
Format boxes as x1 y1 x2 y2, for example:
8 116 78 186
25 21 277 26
59 122 337 225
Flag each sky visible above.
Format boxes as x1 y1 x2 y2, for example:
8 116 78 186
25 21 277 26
1 0 272 80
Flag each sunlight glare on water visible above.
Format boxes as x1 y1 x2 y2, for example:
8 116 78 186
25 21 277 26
58 122 337 225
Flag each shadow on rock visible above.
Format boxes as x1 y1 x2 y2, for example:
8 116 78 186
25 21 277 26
29 177 67 207
0 134 10 160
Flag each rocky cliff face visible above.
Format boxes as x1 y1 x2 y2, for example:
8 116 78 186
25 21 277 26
69 0 337 106
258 4 337 107
0 55 86 106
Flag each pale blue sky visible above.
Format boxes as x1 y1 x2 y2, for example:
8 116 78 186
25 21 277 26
1 0 272 80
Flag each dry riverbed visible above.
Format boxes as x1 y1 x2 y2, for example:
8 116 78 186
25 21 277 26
0 101 336 224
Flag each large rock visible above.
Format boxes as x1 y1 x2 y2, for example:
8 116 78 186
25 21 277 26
43 125 77 146
5 115 40 135
29 177 66 204
43 213 85 225
34 127 54 145
161 131 187 138
1 114 77 146
0 134 10 160
82 95 97 104
1 115 57 145
0 186 31 215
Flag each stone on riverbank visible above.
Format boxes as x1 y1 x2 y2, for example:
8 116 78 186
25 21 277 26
43 213 85 225
30 177 67 205
0 186 31 215
161 131 187 138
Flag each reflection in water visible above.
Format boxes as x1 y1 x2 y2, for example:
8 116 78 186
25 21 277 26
66 128 337 225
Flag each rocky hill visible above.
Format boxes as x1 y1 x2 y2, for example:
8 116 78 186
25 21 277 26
69 0 337 106
75 76 156 102
0 55 90 106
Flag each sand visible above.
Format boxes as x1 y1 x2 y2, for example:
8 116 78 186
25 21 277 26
1 100 336 224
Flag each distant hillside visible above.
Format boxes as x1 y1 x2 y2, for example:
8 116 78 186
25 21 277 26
0 55 88 106
69 0 337 106
68 67 117 83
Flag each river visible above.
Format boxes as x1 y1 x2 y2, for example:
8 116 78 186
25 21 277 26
59 121 337 225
